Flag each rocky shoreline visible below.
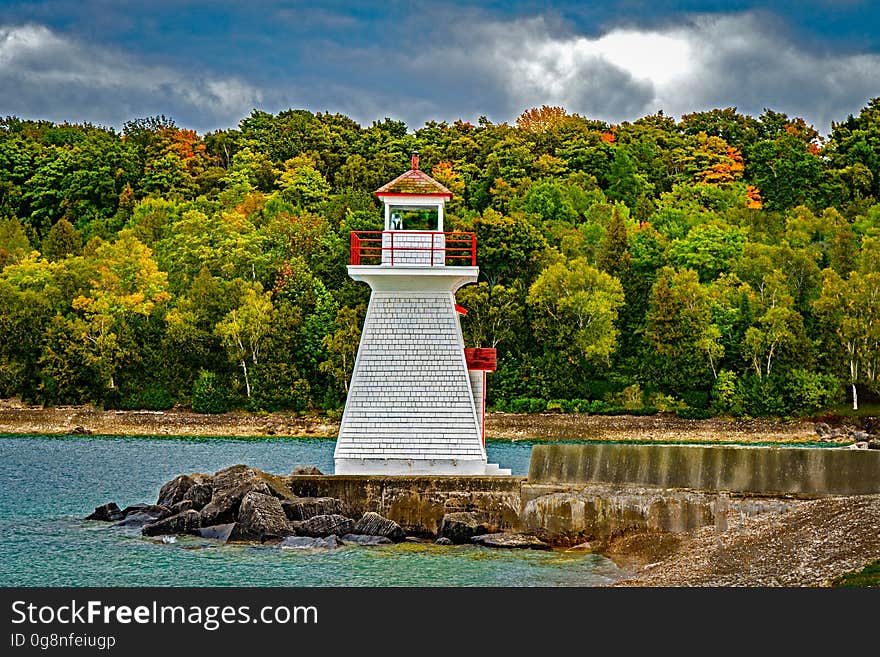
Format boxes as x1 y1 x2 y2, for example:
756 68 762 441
85 464 554 553
609 494 880 587
0 398 865 444
83 460 880 587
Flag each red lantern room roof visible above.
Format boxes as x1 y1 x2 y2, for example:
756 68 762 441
375 151 453 199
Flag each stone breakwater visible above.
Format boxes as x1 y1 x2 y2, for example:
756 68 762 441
83 444 880 583
85 465 555 551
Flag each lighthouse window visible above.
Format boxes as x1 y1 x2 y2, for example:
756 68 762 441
389 207 438 231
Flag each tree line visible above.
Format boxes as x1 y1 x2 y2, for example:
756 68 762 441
0 101 878 417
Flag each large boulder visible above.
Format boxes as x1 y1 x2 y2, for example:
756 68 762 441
438 512 490 544
170 500 196 515
212 465 295 501
340 534 392 546
156 475 197 507
281 497 343 521
182 483 213 510
353 512 406 542
85 502 124 522
121 504 171 520
142 510 202 537
291 465 323 475
112 512 161 528
470 533 551 550
200 480 271 526
281 535 342 549
233 491 292 541
291 514 354 537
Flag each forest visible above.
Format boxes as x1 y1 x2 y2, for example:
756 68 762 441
0 101 879 419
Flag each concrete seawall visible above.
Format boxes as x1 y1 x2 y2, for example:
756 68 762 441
286 475 523 536
528 443 880 496
283 444 880 547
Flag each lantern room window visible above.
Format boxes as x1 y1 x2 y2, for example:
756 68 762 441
388 206 439 231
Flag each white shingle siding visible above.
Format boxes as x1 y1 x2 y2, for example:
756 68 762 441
335 288 486 469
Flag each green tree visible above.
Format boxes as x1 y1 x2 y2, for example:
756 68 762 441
596 206 631 275
527 258 624 366
456 282 522 349
71 231 170 391
669 221 746 282
214 284 274 398
0 217 31 267
42 219 82 261
277 156 332 211
743 305 807 378
813 269 880 410
643 268 723 390
470 210 549 287
319 305 364 396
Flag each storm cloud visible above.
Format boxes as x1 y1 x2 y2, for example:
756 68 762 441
0 9 877 134
0 24 262 131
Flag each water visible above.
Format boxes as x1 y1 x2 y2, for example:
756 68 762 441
0 435 623 587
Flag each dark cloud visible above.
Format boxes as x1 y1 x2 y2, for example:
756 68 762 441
0 24 262 131
0 9 877 134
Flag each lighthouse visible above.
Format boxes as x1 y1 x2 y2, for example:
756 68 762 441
334 153 509 475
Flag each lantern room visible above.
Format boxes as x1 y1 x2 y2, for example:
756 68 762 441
377 151 450 232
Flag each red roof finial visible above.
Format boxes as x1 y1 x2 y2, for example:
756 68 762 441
411 151 419 170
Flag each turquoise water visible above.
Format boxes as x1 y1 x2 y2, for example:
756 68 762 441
0 435 624 587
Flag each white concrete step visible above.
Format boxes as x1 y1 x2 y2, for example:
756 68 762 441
484 463 512 476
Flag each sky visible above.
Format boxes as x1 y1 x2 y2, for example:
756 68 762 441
0 1 878 135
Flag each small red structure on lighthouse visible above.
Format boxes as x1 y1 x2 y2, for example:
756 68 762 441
334 154 508 475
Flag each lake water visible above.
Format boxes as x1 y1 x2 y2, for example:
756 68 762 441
0 435 625 587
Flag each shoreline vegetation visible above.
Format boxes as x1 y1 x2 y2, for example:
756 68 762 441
2 104 880 425
0 398 850 444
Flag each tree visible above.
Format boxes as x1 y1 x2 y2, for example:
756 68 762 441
813 269 880 410
71 231 170 391
596 205 631 276
743 305 806 378
747 133 822 211
527 258 624 366
471 210 548 287
456 282 522 349
277 156 331 211
0 217 31 267
319 305 364 396
606 147 651 210
214 285 274 398
669 221 747 282
643 268 723 390
42 219 82 261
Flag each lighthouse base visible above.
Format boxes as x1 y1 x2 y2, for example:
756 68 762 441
334 457 511 476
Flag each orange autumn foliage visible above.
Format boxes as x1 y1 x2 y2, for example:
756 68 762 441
516 105 569 133
746 185 764 209
695 144 745 185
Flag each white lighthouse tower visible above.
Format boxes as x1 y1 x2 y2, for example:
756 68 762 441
334 153 509 475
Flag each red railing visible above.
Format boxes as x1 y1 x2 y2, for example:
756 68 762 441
350 231 476 266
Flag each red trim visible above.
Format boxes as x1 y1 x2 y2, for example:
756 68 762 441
349 230 476 266
464 347 496 371
482 370 487 446
375 192 452 198
455 304 468 316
